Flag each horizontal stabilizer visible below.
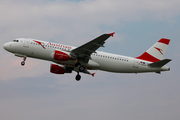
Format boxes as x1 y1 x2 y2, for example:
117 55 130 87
148 59 171 68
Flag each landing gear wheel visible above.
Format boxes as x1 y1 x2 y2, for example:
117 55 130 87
75 74 81 81
79 65 85 72
21 61 25 66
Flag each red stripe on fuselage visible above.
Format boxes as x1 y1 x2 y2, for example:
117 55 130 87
136 52 160 62
158 38 170 45
33 40 46 49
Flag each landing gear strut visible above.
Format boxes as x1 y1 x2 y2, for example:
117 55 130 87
21 56 26 66
75 73 81 81
75 62 81 67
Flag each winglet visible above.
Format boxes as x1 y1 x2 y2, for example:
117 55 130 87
110 32 115 37
92 73 95 77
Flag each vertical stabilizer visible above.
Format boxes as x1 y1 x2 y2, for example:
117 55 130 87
136 38 170 62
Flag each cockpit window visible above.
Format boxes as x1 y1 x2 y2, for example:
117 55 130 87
13 40 19 42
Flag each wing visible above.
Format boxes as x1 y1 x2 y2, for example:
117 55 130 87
71 32 115 59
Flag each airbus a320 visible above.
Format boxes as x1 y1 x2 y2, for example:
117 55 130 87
3 32 171 81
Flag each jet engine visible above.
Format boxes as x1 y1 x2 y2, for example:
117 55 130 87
50 64 72 74
50 50 70 61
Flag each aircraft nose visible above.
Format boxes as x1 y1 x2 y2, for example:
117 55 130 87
3 43 8 50
3 42 12 52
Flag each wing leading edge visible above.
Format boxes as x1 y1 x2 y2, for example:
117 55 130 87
71 32 115 59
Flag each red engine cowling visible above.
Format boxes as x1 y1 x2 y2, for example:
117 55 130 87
53 50 70 61
50 64 65 74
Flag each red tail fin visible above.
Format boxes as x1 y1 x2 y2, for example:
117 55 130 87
136 38 170 62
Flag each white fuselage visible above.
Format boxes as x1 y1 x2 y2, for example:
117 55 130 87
3 38 170 74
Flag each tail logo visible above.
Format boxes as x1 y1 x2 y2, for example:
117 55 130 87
154 47 163 55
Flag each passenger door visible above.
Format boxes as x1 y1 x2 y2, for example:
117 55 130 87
23 39 29 48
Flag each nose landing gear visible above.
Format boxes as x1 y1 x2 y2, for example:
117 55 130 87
21 56 26 66
21 61 25 66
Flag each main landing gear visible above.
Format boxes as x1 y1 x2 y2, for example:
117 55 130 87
75 62 85 72
21 56 26 66
75 62 85 81
75 72 81 81
79 65 85 72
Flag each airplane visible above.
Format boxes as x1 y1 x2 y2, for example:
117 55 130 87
3 32 171 81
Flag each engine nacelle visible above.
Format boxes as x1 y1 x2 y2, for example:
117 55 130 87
50 64 72 74
50 64 65 74
51 50 70 61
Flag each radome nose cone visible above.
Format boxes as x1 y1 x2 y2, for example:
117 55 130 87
3 43 8 50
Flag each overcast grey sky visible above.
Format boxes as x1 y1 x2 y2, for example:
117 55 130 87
0 0 180 120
